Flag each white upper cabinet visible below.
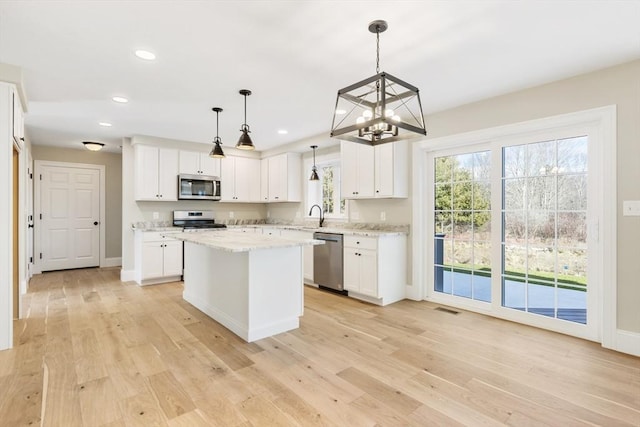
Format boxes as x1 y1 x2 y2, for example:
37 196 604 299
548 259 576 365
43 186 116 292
134 145 179 201
341 141 408 199
266 153 301 202
260 158 269 202
374 141 408 198
341 142 374 199
179 150 221 176
12 89 24 143
220 155 261 202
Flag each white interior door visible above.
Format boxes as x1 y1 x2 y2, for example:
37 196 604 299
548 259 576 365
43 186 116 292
39 164 100 271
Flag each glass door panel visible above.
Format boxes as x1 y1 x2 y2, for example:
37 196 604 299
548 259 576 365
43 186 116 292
433 150 492 302
501 136 588 324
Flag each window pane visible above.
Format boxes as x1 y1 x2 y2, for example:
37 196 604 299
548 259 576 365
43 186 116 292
528 210 555 245
473 151 491 180
434 156 452 183
557 212 586 247
527 140 556 176
558 136 588 173
453 154 473 182
503 178 526 210
473 181 491 210
435 183 451 211
527 176 556 210
503 145 526 178
557 175 587 210
503 211 526 244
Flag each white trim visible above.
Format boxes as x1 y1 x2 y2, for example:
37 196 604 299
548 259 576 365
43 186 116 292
0 83 13 350
102 257 122 268
610 329 640 357
413 106 617 347
34 160 106 273
120 269 136 282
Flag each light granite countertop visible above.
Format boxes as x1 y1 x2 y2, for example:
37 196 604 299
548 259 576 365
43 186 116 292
229 224 409 237
169 229 324 253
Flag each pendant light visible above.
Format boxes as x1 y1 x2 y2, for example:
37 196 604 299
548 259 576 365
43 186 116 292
330 19 426 146
210 107 225 158
309 145 320 181
236 89 255 150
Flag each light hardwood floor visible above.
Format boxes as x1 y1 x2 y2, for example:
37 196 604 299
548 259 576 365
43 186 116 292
0 267 638 426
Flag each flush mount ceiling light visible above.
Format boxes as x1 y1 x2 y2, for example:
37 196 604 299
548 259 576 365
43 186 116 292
330 19 426 146
236 89 255 150
112 96 128 103
83 141 104 151
98 122 112 127
309 145 320 181
210 107 225 158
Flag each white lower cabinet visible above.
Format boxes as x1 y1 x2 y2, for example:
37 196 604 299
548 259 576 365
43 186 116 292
135 231 183 285
280 229 314 284
343 234 406 305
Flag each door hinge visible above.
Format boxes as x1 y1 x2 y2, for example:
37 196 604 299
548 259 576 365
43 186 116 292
39 253 42 259
29 257 33 263
40 174 42 180
40 213 42 220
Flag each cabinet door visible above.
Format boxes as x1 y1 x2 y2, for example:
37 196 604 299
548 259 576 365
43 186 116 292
268 154 286 201
260 158 269 202
220 157 236 201
358 249 378 297
375 144 394 197
235 157 261 202
178 150 200 174
356 145 375 198
135 145 160 200
158 148 178 200
343 248 360 291
142 242 164 279
162 240 183 277
341 142 359 198
199 153 221 177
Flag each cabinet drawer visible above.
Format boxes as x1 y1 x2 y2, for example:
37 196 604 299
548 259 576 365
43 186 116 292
142 232 178 242
344 235 377 250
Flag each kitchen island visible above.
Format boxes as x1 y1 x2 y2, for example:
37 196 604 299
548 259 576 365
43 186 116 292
170 230 323 342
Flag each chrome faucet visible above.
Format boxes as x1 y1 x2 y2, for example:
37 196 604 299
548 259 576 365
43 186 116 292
308 204 324 228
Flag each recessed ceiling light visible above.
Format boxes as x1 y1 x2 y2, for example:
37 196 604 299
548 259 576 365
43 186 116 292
134 50 156 61
277 129 288 135
335 109 346 115
98 122 112 127
112 96 128 103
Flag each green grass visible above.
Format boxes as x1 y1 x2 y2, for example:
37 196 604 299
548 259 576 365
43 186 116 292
440 264 587 291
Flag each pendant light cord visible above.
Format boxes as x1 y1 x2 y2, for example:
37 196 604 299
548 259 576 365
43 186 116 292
243 93 248 128
216 110 219 138
376 28 380 74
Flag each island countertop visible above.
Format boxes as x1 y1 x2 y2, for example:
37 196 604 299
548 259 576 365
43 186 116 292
169 229 324 253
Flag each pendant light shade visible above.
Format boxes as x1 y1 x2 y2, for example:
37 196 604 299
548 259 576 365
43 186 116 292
309 145 320 181
236 89 255 150
330 19 426 146
210 107 226 158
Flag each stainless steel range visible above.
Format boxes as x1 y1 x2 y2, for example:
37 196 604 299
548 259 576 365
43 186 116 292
173 210 226 231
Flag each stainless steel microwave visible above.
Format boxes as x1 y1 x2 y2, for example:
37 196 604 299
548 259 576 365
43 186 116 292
178 174 221 201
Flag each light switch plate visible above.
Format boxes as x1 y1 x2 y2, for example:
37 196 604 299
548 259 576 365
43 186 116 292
380 211 386 221
623 200 640 216
229 211 235 219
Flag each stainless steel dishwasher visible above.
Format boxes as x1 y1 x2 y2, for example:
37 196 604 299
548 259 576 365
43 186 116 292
313 232 344 292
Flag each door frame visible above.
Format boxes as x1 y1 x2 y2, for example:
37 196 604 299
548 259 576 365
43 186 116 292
411 106 616 345
34 160 106 274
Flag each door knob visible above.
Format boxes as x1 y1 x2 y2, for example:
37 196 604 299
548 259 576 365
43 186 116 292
93 221 99 226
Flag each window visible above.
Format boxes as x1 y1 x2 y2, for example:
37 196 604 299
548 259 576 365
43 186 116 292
307 160 346 218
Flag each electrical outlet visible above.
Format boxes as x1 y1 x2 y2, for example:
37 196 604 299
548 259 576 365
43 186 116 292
229 211 235 219
152 212 159 220
380 211 386 221
623 200 640 216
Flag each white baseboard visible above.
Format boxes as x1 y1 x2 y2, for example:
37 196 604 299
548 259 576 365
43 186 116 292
404 283 422 301
610 329 640 357
102 257 122 268
120 269 136 282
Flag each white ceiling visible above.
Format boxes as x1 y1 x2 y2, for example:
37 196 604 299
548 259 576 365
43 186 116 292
1 1 639 153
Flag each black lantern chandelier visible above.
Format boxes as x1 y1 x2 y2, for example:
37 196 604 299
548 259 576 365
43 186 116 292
309 145 320 181
210 107 225 158
236 89 255 150
330 20 426 146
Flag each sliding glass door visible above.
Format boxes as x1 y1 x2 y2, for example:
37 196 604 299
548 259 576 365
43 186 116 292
428 132 595 335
